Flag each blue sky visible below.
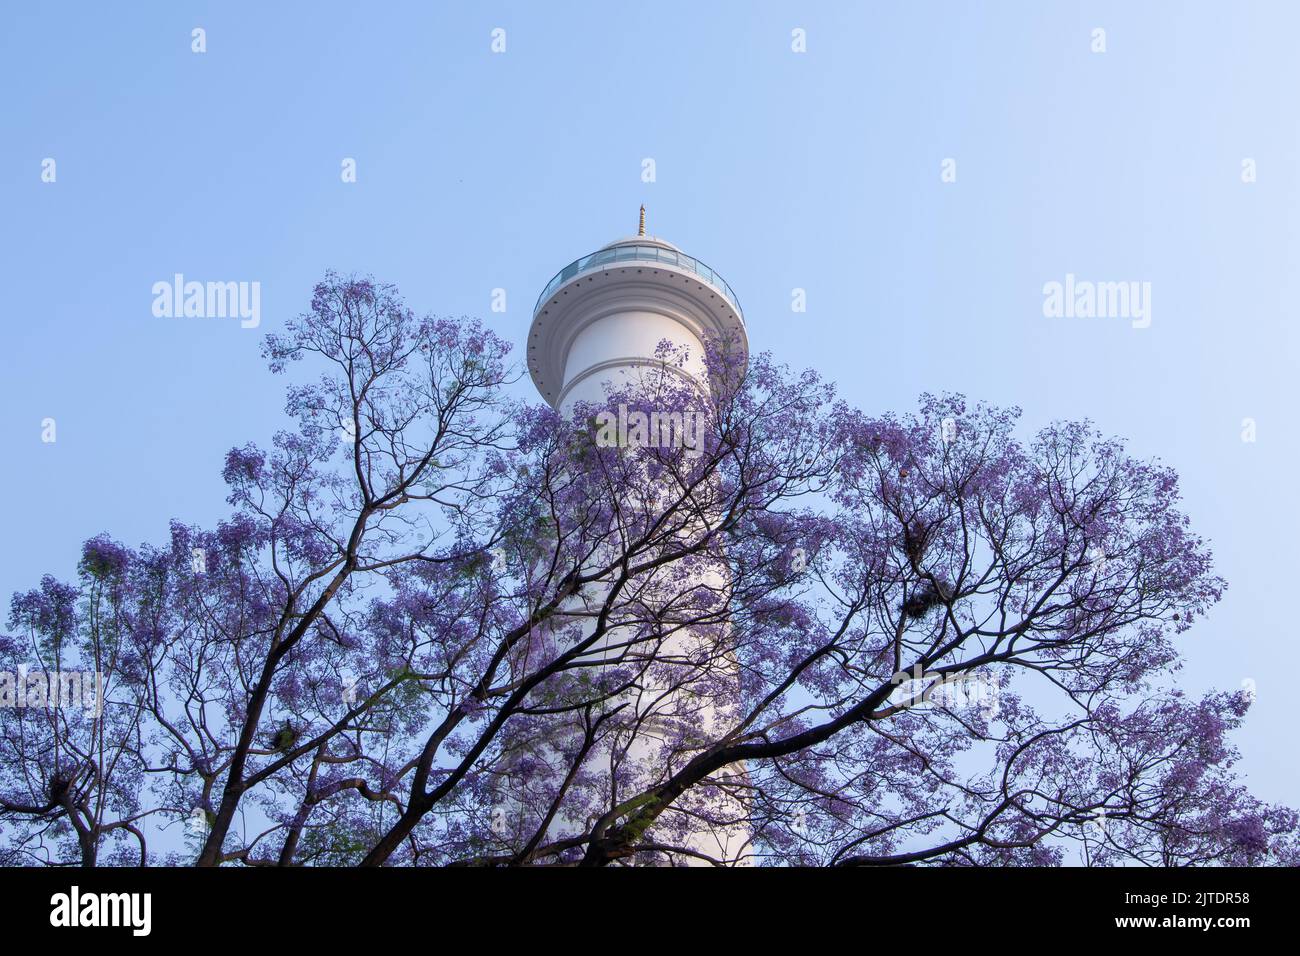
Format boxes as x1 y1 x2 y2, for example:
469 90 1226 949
3 1 1297 808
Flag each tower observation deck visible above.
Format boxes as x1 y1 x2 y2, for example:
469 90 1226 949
528 207 748 409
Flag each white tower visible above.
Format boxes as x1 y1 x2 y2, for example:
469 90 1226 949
521 209 751 864
528 206 747 411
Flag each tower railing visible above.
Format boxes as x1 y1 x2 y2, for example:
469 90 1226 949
534 244 743 320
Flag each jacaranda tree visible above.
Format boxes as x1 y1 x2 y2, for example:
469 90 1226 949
2 274 1294 867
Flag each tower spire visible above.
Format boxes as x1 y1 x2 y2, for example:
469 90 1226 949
638 204 646 236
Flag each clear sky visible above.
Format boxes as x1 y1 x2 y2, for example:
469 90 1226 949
3 1 1297 809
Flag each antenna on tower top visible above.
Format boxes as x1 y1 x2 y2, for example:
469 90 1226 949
638 204 646 236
